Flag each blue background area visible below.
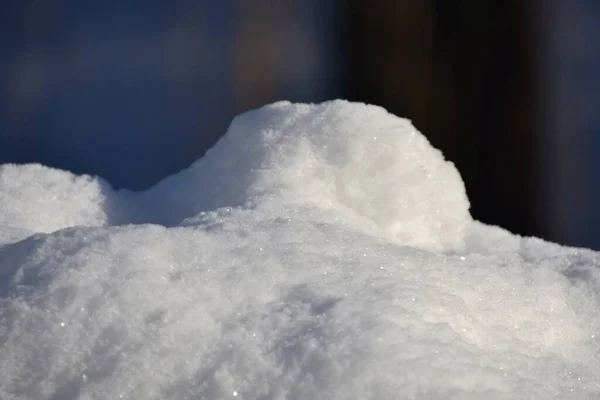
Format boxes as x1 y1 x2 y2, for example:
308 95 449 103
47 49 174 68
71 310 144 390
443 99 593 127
1 1 237 190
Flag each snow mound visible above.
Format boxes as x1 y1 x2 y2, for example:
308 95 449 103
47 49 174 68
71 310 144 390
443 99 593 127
0 164 109 233
148 101 470 252
1 101 600 399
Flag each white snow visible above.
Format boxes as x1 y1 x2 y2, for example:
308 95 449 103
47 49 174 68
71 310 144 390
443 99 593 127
1 100 599 399
0 164 109 233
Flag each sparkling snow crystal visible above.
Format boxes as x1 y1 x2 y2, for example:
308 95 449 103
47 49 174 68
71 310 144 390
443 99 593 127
1 100 599 399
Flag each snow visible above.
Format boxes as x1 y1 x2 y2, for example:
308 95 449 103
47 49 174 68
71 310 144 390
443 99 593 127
1 100 599 399
0 164 109 233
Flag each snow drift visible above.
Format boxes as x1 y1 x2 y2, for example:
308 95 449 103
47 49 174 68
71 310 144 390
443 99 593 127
1 101 599 399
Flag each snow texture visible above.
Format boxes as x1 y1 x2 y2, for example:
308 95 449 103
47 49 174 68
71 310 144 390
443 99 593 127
1 100 599 399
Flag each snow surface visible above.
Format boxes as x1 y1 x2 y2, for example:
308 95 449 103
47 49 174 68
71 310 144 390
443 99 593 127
1 100 599 399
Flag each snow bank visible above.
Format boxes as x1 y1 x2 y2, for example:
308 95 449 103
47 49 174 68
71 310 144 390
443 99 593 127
1 101 599 399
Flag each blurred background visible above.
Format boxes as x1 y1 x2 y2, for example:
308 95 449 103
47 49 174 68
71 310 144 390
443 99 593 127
1 0 599 249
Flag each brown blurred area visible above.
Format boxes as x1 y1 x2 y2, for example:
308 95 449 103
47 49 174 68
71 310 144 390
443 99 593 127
1 0 599 248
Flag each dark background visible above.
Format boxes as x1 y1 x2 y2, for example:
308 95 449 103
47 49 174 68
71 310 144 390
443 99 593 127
2 0 599 249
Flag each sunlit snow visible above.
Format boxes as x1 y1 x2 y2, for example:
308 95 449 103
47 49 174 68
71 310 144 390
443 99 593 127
1 100 599 399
